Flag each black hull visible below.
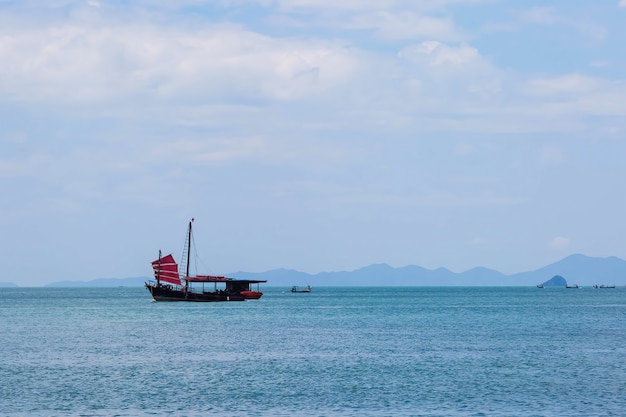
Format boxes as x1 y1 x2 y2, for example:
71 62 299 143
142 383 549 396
146 283 246 302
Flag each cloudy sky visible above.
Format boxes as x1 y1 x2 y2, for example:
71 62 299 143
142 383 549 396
2 0 626 286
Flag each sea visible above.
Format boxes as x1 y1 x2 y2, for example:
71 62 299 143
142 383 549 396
1 286 625 417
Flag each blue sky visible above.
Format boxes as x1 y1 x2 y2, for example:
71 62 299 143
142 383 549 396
1 0 626 286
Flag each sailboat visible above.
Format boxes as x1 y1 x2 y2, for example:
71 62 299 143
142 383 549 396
145 219 266 302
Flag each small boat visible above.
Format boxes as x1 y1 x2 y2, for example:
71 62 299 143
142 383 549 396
593 284 616 289
291 285 312 293
145 219 266 302
537 284 544 288
565 284 579 289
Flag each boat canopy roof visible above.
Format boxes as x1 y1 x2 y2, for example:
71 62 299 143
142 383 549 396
184 275 267 284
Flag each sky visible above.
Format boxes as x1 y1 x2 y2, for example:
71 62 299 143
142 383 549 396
1 0 626 286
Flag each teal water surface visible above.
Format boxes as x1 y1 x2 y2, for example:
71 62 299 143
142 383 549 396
1 286 626 416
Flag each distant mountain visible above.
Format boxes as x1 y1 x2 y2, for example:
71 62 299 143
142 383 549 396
44 277 148 288
230 263 508 286
0 282 18 287
36 253 626 287
509 254 626 286
232 254 626 287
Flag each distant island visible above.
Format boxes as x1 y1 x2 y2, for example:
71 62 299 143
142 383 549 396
538 275 568 287
5 254 626 288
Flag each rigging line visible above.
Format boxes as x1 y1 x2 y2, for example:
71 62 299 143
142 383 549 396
191 229 199 275
189 224 213 275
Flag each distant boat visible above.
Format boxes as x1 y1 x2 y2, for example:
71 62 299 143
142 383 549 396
291 285 312 293
145 219 266 302
537 284 544 288
565 284 579 289
593 284 616 289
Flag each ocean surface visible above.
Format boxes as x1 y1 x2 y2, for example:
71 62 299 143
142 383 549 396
1 286 626 416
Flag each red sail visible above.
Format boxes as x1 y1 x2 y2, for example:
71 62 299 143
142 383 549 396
151 254 181 285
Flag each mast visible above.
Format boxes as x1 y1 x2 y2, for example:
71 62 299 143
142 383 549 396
186 220 192 278
156 249 161 286
184 218 193 291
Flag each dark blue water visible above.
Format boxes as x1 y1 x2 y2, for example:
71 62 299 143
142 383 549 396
1 287 626 416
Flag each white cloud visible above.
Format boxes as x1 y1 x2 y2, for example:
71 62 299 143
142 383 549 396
0 1 624 138
264 0 490 13
590 60 610 68
513 6 607 43
549 237 570 249
395 40 501 106
0 19 360 104
523 74 602 97
398 41 479 67
518 74 626 122
152 137 270 166
350 12 463 42
520 7 559 25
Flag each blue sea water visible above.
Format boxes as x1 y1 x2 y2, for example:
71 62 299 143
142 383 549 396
1 286 626 416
